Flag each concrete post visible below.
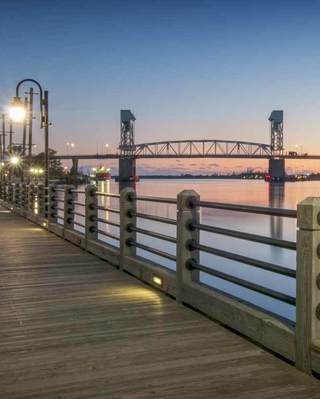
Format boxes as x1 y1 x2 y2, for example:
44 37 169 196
176 190 200 303
27 184 34 215
64 185 75 230
9 183 15 207
120 187 136 270
14 183 20 209
38 185 45 218
5 182 10 204
22 184 28 212
85 184 98 244
296 197 320 374
0 180 3 201
48 185 57 223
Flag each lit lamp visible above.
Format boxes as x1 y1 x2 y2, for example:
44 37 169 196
10 156 20 166
8 97 27 123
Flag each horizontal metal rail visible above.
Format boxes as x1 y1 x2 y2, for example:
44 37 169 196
96 218 120 228
193 200 297 218
133 211 176 225
70 189 85 194
132 194 177 205
73 221 85 229
56 198 64 203
72 201 85 207
96 205 120 214
97 229 120 241
129 225 176 244
190 242 296 278
53 188 65 192
96 192 120 198
128 239 176 262
188 260 295 305
56 207 64 212
70 210 85 218
194 223 296 250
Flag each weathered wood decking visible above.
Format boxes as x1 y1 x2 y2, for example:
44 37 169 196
0 208 319 398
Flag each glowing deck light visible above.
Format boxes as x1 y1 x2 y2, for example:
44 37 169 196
10 156 20 165
8 97 27 122
152 275 163 286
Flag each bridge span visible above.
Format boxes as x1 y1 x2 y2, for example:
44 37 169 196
54 110 311 181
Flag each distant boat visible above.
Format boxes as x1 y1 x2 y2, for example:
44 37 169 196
91 166 111 181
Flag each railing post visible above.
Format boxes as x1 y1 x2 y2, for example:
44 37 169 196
64 185 75 230
38 185 45 218
120 187 136 271
0 179 3 201
85 184 98 244
176 190 200 303
14 183 20 209
296 197 320 374
27 184 34 215
6 182 13 208
48 185 57 224
5 182 11 205
22 184 28 212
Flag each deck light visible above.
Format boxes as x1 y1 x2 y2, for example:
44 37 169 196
10 155 20 165
152 275 163 287
8 97 27 122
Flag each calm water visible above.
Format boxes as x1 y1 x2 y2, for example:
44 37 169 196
68 179 320 322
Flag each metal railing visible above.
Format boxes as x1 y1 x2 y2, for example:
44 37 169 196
0 181 319 375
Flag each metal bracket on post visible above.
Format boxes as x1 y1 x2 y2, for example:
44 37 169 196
296 197 320 374
85 184 98 245
120 187 136 271
64 185 75 231
48 185 57 224
176 190 200 304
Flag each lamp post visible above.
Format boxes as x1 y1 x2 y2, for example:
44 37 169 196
9 79 49 188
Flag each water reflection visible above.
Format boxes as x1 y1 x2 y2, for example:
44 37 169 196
269 183 284 240
96 180 120 247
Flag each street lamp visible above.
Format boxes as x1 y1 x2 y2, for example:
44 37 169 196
105 143 109 154
8 97 27 122
9 79 49 187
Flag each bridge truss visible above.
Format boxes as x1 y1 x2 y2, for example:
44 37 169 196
132 140 272 158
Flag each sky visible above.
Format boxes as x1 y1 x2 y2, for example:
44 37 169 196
1 0 320 174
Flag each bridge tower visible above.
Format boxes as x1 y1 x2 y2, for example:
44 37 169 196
268 110 285 181
118 110 137 185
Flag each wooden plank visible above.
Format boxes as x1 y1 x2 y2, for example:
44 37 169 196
0 210 319 398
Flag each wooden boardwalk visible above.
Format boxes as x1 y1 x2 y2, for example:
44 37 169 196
0 208 319 399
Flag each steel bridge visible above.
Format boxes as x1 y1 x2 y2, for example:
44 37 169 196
53 110 315 181
55 139 272 160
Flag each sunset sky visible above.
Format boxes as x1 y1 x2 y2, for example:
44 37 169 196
1 0 320 174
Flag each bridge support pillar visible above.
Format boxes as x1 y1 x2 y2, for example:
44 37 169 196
118 157 136 182
268 158 285 181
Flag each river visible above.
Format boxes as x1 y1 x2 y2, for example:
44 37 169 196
68 179 320 322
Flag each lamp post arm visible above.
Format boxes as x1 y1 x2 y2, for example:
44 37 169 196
15 79 44 128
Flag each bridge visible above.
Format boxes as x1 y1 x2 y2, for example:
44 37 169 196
1 181 320 397
54 110 310 182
